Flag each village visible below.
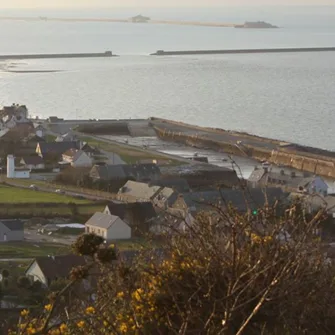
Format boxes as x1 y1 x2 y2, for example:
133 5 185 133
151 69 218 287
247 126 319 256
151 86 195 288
1 104 335 320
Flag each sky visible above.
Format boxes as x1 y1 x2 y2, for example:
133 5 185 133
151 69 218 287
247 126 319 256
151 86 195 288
1 0 334 8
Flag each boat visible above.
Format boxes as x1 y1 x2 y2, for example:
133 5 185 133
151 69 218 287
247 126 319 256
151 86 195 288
235 21 278 29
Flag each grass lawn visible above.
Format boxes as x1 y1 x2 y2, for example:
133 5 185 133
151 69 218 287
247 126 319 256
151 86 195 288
0 185 91 204
0 242 70 258
0 204 104 218
80 136 178 165
110 238 161 251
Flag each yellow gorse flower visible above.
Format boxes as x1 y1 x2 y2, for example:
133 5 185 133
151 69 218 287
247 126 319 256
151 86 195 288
117 291 124 299
119 322 128 333
77 320 85 328
20 309 29 317
85 306 95 315
59 323 68 332
44 304 53 312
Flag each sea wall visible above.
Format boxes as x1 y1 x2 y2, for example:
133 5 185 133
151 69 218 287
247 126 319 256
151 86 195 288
153 125 335 178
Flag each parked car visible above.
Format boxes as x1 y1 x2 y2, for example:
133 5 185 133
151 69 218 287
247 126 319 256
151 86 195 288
29 184 38 190
55 189 65 194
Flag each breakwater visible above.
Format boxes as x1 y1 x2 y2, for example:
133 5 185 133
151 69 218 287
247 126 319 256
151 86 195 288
0 51 115 60
151 47 335 56
150 118 335 179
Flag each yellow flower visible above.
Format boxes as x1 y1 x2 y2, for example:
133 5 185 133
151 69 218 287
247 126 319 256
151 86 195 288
44 304 53 312
119 323 128 333
85 306 95 315
132 288 144 301
103 320 109 327
59 324 68 332
77 320 85 328
117 291 124 299
21 309 29 317
27 327 36 335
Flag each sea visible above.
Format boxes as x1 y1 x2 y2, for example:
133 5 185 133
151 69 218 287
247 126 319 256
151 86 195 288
0 6 335 150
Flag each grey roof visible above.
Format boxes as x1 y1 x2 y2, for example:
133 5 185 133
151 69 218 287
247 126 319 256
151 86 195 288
21 156 44 165
248 169 267 183
149 178 190 192
182 188 286 213
90 165 127 180
85 212 124 230
105 202 157 221
118 181 161 200
26 255 86 280
0 220 24 231
37 141 78 156
90 163 161 182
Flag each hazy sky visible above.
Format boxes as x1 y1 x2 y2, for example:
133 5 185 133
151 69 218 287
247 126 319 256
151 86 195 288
1 0 334 8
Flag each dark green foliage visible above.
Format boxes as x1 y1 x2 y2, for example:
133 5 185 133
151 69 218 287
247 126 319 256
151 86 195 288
72 233 104 256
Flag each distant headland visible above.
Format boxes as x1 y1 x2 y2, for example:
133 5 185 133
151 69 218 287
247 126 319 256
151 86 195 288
234 21 278 29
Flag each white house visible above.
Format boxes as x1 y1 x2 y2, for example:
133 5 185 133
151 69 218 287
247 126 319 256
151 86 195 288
7 155 30 179
62 149 93 168
85 212 131 240
34 123 44 138
0 220 24 242
25 255 87 287
20 156 45 170
298 176 328 196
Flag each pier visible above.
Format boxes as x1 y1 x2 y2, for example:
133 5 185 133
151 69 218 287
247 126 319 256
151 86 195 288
151 47 335 56
0 51 116 60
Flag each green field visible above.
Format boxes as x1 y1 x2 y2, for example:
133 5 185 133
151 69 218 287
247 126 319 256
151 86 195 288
0 242 70 258
0 185 91 204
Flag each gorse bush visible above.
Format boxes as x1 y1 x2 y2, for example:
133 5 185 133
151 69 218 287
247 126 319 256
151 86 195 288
13 198 335 335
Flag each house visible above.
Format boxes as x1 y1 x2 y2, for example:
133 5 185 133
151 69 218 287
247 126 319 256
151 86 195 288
248 167 328 195
117 180 162 202
172 188 286 216
297 176 328 196
55 131 77 142
85 212 131 240
103 202 157 234
7 155 30 179
0 220 24 242
149 178 191 193
34 123 44 138
62 149 93 168
36 141 78 159
90 163 161 182
25 255 87 287
20 156 45 170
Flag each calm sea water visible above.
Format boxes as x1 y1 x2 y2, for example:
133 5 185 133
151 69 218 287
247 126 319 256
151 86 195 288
0 6 335 150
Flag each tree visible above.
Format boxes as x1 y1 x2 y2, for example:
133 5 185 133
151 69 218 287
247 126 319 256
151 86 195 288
1 269 9 278
14 198 335 335
17 276 31 289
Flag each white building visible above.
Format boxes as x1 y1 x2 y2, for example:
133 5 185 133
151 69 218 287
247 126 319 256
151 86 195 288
85 212 131 240
62 149 93 168
7 155 30 179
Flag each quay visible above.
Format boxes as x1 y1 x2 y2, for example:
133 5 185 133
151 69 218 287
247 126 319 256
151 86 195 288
151 47 335 56
0 51 116 60
43 116 335 179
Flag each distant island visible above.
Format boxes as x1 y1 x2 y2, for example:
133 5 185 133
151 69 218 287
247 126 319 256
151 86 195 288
235 21 278 29
131 15 151 23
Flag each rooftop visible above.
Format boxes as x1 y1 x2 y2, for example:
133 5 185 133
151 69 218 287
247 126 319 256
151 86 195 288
85 212 124 230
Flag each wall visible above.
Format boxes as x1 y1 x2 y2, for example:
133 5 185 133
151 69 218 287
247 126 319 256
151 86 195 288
154 125 335 179
26 262 47 287
107 218 131 240
72 153 92 168
14 170 30 179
